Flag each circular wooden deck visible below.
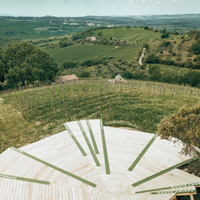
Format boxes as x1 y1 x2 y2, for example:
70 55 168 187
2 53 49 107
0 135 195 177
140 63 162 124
0 119 199 200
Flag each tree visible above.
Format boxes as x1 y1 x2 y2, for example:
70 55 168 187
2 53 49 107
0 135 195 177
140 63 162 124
79 71 90 78
158 104 200 159
149 65 162 81
145 53 160 64
143 43 150 50
123 71 134 79
161 33 169 39
162 28 167 33
194 55 200 62
98 32 102 36
59 37 73 47
2 42 58 87
192 40 200 55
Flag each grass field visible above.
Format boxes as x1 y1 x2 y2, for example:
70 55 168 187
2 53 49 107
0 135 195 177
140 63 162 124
1 80 199 154
93 28 173 42
44 44 142 63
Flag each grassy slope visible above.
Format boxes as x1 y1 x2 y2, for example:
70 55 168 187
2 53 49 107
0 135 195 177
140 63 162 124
93 28 173 42
44 44 142 63
0 80 199 154
0 98 37 150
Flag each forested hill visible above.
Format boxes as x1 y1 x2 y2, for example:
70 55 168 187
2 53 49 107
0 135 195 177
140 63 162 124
0 17 88 47
0 14 200 48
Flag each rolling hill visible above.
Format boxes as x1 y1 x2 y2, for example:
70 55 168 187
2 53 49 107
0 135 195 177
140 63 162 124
44 44 142 63
92 27 172 42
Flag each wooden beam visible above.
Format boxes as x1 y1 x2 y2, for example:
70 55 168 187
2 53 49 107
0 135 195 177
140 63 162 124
176 192 196 196
169 194 177 200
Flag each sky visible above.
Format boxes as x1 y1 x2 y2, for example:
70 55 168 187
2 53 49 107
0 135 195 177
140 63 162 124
0 0 199 17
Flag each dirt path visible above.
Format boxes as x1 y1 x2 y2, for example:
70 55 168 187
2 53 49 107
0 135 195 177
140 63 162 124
139 48 146 65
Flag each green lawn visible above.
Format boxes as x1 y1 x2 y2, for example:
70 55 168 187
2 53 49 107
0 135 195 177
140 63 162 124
93 28 173 42
44 44 142 63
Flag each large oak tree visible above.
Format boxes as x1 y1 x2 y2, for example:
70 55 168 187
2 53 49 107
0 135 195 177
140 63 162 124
0 42 58 87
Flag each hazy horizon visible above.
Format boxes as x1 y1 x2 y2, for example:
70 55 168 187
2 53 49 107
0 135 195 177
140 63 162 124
1 0 200 17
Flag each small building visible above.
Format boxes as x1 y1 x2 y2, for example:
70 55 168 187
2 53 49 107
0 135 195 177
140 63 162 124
87 23 95 26
59 74 79 84
114 74 126 83
86 36 96 41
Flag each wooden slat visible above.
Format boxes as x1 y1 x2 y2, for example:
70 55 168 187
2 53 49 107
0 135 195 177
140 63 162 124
100 119 110 175
132 157 198 187
86 120 99 154
151 189 196 195
128 134 157 171
0 174 50 185
64 123 87 157
77 121 101 167
10 147 97 188
136 182 200 194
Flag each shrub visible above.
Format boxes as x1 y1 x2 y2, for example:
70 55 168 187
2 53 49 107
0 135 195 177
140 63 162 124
194 55 200 62
162 41 171 47
123 71 134 79
176 56 182 61
79 71 90 78
187 53 193 57
172 52 176 56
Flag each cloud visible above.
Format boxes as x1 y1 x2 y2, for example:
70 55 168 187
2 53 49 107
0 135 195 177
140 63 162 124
157 1 162 4
128 0 147 2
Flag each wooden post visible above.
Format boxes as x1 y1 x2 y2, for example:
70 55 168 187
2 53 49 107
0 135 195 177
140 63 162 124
37 105 39 117
77 103 79 119
190 194 194 200
40 113 44 127
172 92 176 104
30 99 32 114
49 112 51 127
66 104 68 120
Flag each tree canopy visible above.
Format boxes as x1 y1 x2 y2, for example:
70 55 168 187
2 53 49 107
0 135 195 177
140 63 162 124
0 42 58 87
158 104 200 158
192 40 200 55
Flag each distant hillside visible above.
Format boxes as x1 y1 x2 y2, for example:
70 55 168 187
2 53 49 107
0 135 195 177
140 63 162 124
92 27 172 42
44 44 142 63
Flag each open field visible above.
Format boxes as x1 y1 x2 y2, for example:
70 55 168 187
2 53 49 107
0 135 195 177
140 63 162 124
44 44 142 63
93 28 174 42
1 80 200 155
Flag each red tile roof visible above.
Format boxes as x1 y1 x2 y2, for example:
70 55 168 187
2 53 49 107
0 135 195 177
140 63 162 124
59 74 79 82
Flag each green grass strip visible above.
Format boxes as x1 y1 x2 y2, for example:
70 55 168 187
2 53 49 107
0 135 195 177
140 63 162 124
151 189 196 195
132 156 198 187
77 121 101 166
128 134 157 171
136 182 200 194
10 147 97 188
86 120 99 154
64 123 87 156
0 174 50 185
100 119 110 174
